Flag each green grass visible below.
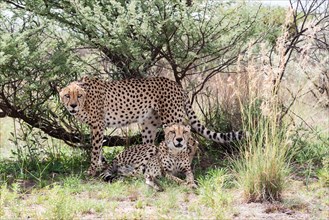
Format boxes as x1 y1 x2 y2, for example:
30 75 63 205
197 168 233 219
291 132 329 182
0 141 236 219
317 157 329 187
1 153 328 219
1 117 328 219
0 171 228 219
0 141 227 219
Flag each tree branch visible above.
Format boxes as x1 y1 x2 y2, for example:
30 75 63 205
0 111 6 118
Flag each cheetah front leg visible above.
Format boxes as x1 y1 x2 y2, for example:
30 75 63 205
145 175 163 192
144 157 163 191
87 124 105 176
185 168 197 189
165 169 197 189
165 172 185 185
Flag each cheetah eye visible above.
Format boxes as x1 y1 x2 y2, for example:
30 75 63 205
169 131 176 134
183 131 189 134
64 94 70 98
77 94 83 98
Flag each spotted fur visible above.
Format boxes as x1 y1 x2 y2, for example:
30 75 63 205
59 76 244 176
101 124 198 191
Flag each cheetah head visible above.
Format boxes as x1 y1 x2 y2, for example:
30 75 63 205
59 82 86 115
164 124 191 151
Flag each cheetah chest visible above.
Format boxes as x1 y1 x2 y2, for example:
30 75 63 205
161 154 187 174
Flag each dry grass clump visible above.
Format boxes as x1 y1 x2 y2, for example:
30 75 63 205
231 10 296 202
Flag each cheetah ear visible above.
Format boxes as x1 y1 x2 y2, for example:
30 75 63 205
163 124 172 135
76 81 86 87
56 86 61 93
75 79 87 88
58 88 66 102
163 122 175 129
80 75 91 82
76 76 90 88
48 81 61 94
163 124 173 133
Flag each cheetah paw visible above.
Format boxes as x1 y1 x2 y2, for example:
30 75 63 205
86 167 97 177
187 182 198 189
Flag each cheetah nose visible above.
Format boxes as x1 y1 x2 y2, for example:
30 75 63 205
176 137 183 142
70 104 77 108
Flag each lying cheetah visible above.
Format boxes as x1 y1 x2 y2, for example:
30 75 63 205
101 124 198 191
59 76 244 176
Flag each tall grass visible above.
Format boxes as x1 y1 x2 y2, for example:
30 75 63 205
232 61 294 201
234 100 292 202
232 10 299 202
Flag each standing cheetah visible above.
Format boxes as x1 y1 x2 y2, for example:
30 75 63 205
59 76 244 176
101 124 199 191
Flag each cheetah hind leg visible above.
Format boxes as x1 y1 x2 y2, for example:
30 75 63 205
140 111 161 144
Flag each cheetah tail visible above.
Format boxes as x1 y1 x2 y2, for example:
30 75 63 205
100 159 118 182
184 98 245 143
